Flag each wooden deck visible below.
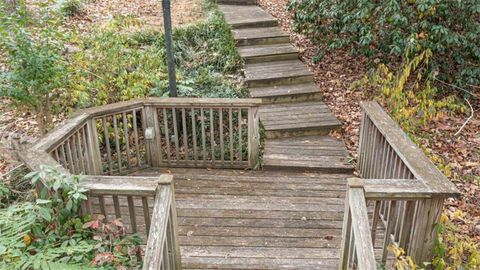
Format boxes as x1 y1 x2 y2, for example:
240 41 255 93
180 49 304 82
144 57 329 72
132 167 350 269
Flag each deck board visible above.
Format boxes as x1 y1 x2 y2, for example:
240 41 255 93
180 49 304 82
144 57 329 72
132 167 350 269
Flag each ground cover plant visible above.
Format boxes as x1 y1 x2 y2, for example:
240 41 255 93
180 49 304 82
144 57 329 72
0 166 143 269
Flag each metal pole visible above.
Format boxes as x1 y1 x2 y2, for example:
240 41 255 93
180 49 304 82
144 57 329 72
162 0 177 97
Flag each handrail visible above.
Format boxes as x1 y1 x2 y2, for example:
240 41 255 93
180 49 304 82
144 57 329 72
143 183 181 270
360 102 458 196
20 148 182 268
340 102 461 268
339 179 377 270
29 98 262 175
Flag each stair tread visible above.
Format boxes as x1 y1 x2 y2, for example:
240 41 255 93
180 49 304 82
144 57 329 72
219 5 277 28
217 0 256 5
249 82 320 98
263 136 353 171
232 26 289 43
238 43 297 58
259 102 341 131
245 59 313 82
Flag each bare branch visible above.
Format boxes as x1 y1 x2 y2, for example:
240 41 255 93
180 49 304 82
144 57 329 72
455 98 474 136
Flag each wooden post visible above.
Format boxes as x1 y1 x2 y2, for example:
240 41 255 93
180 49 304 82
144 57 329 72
144 106 162 167
339 178 377 270
247 106 260 168
86 119 103 175
409 196 444 264
169 182 182 269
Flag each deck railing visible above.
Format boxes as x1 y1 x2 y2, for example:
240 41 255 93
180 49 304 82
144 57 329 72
339 102 459 269
20 150 181 269
30 98 261 175
20 97 261 269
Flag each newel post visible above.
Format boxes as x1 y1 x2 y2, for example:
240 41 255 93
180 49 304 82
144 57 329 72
409 195 445 264
247 106 260 168
144 106 162 167
86 119 103 175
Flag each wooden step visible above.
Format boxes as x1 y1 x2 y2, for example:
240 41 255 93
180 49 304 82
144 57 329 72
232 26 290 46
238 43 298 63
244 59 314 87
259 102 342 138
249 82 323 104
219 5 278 29
217 0 256 5
263 136 354 172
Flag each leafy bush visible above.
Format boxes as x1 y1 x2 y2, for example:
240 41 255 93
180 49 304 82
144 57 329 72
0 166 142 269
0 1 67 134
287 0 480 92
68 6 245 108
352 49 463 134
434 213 480 270
59 0 83 17
388 213 480 270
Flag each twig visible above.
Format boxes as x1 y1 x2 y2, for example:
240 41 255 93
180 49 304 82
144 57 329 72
455 98 474 136
434 78 480 99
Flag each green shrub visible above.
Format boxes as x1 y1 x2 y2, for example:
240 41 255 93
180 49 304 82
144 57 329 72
59 0 83 17
69 6 245 108
0 1 67 134
0 166 142 269
287 0 480 92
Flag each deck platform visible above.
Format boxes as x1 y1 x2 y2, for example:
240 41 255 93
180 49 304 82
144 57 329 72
132 167 350 269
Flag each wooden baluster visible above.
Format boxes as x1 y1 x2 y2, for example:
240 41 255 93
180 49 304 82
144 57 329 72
82 126 93 173
247 106 260 168
219 108 224 165
132 109 141 167
53 148 60 162
77 129 86 173
122 112 131 169
70 135 80 174
181 108 188 162
210 108 215 164
102 117 113 174
59 143 68 169
98 195 107 222
162 108 171 164
142 196 151 235
127 196 137 233
172 108 180 162
113 115 122 172
191 109 198 164
229 108 234 165
65 139 75 173
382 200 397 263
141 108 150 165
112 195 121 218
238 108 242 162
200 108 206 163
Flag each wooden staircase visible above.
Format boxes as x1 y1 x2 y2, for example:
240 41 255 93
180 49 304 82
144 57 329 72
219 3 353 172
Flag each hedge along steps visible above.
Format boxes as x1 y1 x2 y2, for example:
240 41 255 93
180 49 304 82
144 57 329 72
219 3 352 172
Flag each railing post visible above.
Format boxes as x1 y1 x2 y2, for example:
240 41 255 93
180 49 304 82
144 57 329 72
86 119 102 175
339 182 353 270
339 178 377 270
409 196 444 264
169 183 182 269
144 106 163 167
247 106 260 168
